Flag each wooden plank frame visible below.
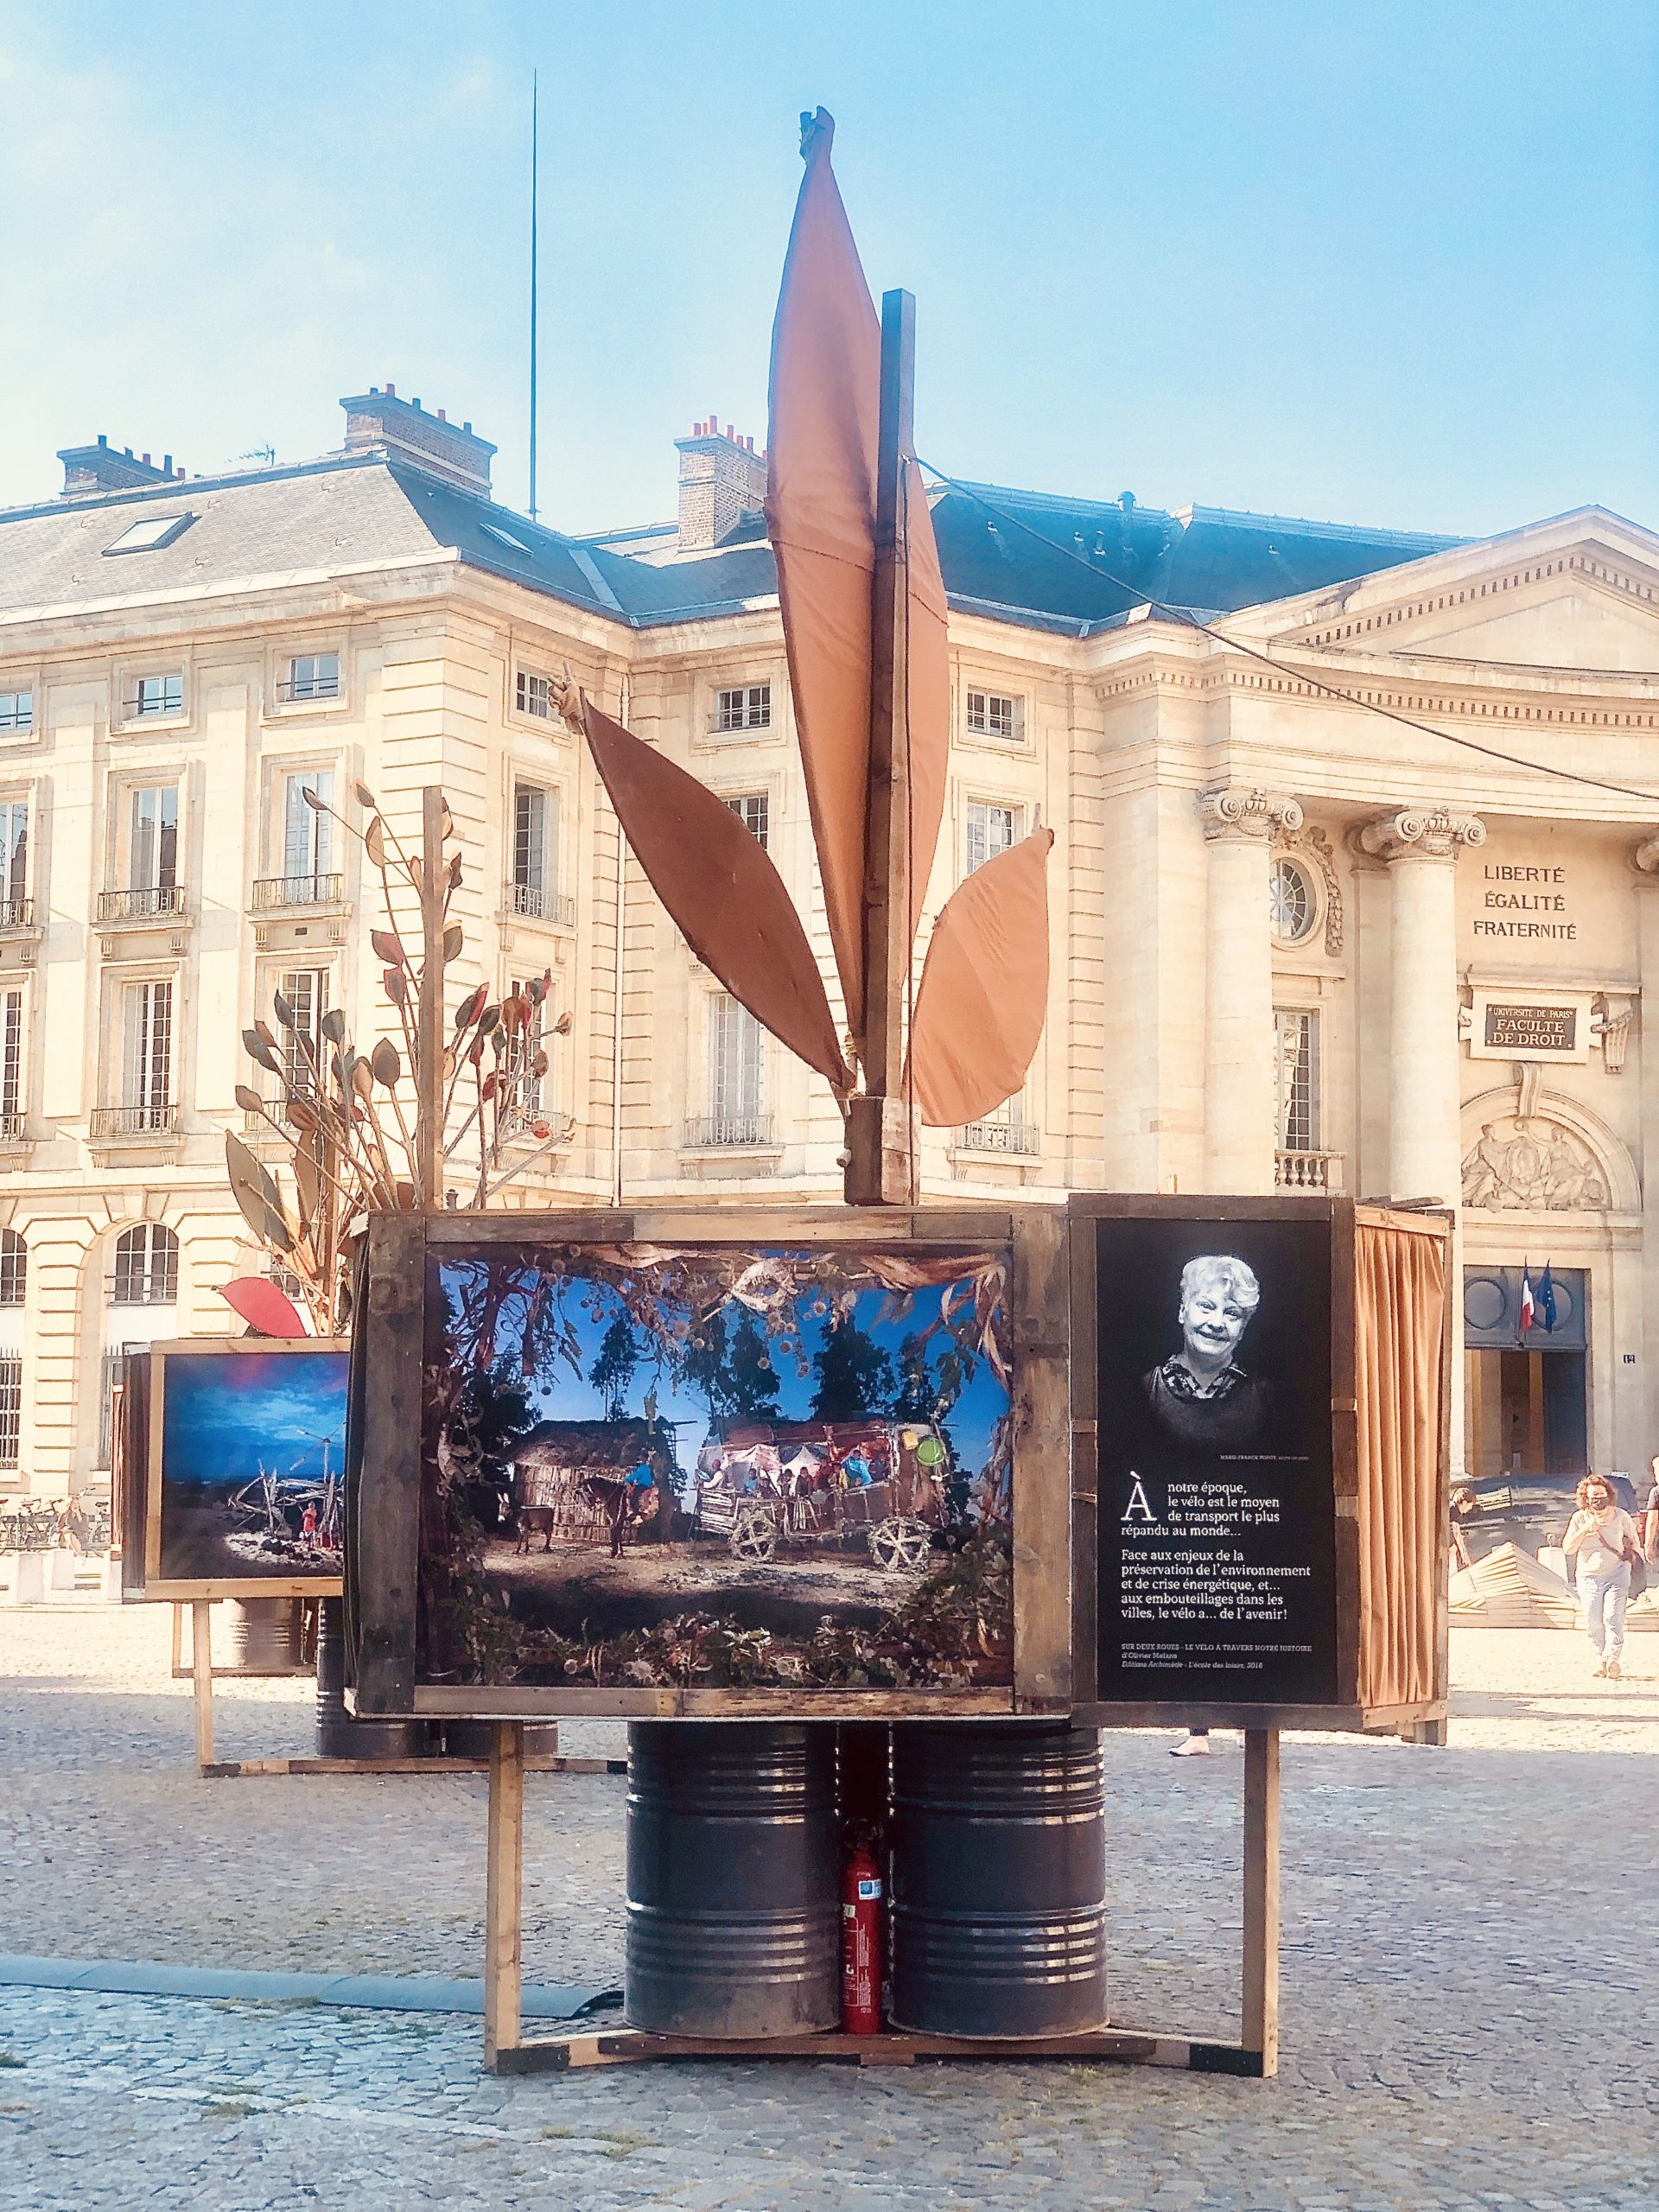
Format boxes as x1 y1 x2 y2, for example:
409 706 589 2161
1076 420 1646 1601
347 1205 1072 1722
137 1336 349 1604
1068 1193 1451 1736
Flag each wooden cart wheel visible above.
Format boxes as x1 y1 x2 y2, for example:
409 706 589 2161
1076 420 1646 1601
729 1506 779 1562
868 1516 932 1574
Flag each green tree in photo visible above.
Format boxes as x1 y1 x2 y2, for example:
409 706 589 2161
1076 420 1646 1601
589 1312 639 1417
810 1316 896 1420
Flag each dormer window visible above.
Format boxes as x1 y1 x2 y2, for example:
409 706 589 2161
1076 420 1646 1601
966 690 1022 742
715 683 771 734
516 669 554 720
105 513 194 556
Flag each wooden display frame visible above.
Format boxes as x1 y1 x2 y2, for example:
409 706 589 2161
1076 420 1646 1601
1068 1194 1452 1736
347 1205 1073 1723
138 1337 349 1604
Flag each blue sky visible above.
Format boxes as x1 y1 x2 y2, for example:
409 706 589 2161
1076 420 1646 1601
439 1260 1008 1479
3 4 1654 537
162 1352 349 1489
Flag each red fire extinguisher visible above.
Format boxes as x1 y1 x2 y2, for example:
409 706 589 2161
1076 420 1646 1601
841 1836 883 2035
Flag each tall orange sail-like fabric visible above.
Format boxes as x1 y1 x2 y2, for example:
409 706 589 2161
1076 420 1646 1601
582 700 850 1092
903 456 950 944
906 829 1054 1126
766 111 880 1041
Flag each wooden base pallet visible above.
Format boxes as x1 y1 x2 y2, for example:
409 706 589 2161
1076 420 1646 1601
494 2024 1268 2076
200 1754 626 1780
480 1723 1283 2081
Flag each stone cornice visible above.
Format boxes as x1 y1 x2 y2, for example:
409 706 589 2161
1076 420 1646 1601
1357 806 1486 864
1198 786 1303 843
1283 548 1659 652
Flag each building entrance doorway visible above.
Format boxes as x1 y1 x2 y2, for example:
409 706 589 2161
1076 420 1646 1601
1462 1264 1588 1480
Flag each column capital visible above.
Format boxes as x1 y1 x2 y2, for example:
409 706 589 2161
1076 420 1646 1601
1631 831 1659 877
1356 805 1485 864
1198 787 1303 843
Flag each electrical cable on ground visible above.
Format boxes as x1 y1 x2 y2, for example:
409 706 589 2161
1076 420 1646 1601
918 461 1659 810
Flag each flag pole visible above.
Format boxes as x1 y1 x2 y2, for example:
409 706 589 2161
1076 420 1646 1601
844 287 917 1208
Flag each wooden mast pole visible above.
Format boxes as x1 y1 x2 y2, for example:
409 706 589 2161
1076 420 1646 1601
844 287 917 1208
416 787 447 1211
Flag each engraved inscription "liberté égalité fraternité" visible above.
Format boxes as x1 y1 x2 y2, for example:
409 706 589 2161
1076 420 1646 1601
1473 862 1576 941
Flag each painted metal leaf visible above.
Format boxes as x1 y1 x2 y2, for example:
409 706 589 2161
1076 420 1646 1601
234 1084 264 1115
365 815 387 868
226 1132 291 1250
582 696 851 1090
385 967 408 1006
293 1145 322 1230
454 982 488 1032
371 928 405 968
301 785 324 811
218 1277 308 1338
553 1010 572 1035
242 1027 280 1074
320 1007 347 1044
286 1094 321 1137
253 1019 276 1051
354 779 378 810
372 1038 401 1087
271 990 295 1029
442 923 463 963
351 1059 375 1100
475 1003 500 1039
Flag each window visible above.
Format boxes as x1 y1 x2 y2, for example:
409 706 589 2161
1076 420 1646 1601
105 513 194 556
516 669 554 720
0 987 22 1135
715 683 771 734
276 968 329 1097
511 783 558 917
124 785 181 916
129 672 184 718
0 798 28 926
283 652 340 704
99 1342 148 1468
120 979 173 1122
966 690 1022 742
0 1356 18 1469
726 793 769 848
283 769 336 879
1269 858 1316 947
0 690 32 734
965 801 1019 875
111 1224 179 1306
0 1230 25 1307
1274 1010 1320 1153
702 992 765 1143
959 1092 1039 1154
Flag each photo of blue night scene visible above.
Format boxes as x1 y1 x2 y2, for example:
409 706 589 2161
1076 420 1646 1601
419 1243 1015 1692
158 1350 349 1582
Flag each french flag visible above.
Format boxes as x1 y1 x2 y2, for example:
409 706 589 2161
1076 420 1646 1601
1519 1267 1536 1336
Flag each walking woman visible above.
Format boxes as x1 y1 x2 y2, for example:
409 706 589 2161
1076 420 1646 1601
1562 1475 1642 1680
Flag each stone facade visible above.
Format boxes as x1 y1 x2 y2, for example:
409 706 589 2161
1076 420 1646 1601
2 431 1657 1498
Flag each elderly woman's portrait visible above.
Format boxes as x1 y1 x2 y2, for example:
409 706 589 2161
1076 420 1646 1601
1142 1254 1272 1450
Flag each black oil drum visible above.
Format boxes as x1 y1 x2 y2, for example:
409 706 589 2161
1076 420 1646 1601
626 1722 839 2037
442 1718 562 1761
889 1719 1108 2037
314 1596 432 1760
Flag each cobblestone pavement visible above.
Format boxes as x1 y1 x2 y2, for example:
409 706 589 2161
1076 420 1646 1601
1 1605 1656 2209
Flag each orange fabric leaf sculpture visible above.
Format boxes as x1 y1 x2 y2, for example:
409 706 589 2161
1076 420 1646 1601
582 697 851 1092
906 828 1055 1126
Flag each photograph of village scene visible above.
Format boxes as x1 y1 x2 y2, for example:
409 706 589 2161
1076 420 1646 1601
156 1349 350 1583
417 1241 1015 1692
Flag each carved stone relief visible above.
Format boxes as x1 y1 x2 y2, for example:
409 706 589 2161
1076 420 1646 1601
1460 1114 1609 1212
1272 823 1344 956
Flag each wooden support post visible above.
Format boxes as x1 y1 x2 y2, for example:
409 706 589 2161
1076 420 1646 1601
191 1599 215 1773
415 785 447 1211
844 287 918 1209
1242 1727 1281 2078
484 1718 525 2069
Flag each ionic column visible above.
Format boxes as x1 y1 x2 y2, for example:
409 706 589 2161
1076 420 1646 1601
1198 787 1302 1193
1357 806 1485 1203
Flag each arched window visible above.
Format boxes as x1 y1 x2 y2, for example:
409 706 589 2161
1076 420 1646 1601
0 1228 24 1307
111 1224 178 1306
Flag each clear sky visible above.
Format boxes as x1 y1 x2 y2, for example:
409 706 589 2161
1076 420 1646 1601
162 1353 348 1487
3 3 1655 538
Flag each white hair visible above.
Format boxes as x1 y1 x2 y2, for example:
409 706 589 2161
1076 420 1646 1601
1179 1255 1261 1313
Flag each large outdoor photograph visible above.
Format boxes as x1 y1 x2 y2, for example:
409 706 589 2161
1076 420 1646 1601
156 1349 350 1585
417 1241 1015 1692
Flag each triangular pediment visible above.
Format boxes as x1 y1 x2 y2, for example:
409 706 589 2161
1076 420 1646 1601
1226 507 1659 677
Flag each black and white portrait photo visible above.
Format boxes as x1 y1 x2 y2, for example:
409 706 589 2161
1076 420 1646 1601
1142 1254 1272 1451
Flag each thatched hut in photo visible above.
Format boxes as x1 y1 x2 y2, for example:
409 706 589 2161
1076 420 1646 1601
510 1418 656 1546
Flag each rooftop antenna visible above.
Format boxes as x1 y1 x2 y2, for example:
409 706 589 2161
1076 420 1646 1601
528 69 539 521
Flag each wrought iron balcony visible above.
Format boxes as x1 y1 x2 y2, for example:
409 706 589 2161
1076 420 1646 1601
683 1114 773 1150
957 1117 1039 1155
0 898 34 932
98 886 186 924
0 1109 24 1141
508 881 576 927
90 1104 179 1141
276 673 340 704
1274 1147 1343 1192
252 872 344 911
107 1271 179 1306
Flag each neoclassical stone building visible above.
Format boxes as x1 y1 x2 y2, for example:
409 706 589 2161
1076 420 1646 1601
2 385 1656 1499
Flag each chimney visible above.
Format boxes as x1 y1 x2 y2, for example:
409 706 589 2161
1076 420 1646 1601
56 435 180 499
674 418 767 550
340 386 497 497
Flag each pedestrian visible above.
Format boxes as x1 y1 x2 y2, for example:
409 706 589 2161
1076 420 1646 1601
1171 1727 1211 1758
1562 1475 1642 1679
1643 1455 1659 1564
1450 1484 1482 1571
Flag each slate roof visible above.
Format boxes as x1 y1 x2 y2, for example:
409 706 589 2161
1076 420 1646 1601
0 444 1466 639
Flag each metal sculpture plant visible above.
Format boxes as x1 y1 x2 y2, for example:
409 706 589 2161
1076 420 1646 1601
226 780 570 1331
